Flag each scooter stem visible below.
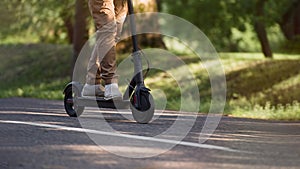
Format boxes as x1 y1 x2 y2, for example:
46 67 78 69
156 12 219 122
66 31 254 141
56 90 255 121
127 0 139 52
127 0 144 85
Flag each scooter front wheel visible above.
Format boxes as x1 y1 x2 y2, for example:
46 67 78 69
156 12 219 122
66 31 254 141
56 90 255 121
64 86 84 117
130 92 155 124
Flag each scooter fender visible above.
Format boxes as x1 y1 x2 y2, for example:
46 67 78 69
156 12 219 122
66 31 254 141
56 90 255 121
63 81 83 96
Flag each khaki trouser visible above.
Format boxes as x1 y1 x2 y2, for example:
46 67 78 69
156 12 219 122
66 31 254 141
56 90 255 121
86 0 128 85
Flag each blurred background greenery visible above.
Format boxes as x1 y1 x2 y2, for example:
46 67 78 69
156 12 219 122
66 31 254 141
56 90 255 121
0 0 299 120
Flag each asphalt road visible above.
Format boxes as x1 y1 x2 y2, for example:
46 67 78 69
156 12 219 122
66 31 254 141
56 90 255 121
0 98 299 169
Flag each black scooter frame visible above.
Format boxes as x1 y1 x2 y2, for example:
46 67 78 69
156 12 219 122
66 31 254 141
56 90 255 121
122 0 150 108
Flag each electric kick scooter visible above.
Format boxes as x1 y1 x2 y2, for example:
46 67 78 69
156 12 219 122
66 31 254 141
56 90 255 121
63 0 155 124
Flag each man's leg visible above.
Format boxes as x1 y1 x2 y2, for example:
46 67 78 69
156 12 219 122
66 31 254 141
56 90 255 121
83 0 114 96
83 42 105 96
114 0 128 43
84 0 115 96
87 0 123 99
86 38 102 86
101 0 128 99
86 0 117 84
97 0 128 85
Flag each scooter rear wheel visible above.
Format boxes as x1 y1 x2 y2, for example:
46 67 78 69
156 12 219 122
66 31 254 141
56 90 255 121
130 92 154 124
64 86 84 117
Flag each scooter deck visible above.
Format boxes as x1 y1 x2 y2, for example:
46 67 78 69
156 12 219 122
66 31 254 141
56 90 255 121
77 96 130 109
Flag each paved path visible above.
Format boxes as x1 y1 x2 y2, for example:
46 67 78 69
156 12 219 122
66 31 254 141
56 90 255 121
0 98 299 169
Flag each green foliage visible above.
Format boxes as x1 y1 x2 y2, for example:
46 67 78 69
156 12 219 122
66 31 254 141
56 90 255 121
163 0 237 51
1 0 75 44
0 1 20 39
1 0 299 54
161 0 299 52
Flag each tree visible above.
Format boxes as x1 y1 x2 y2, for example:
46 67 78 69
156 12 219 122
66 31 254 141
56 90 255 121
162 0 240 51
279 0 300 41
156 0 162 12
134 0 166 48
118 0 166 52
72 0 90 77
254 0 273 58
2 0 298 56
162 0 295 57
0 1 18 38
1 0 75 43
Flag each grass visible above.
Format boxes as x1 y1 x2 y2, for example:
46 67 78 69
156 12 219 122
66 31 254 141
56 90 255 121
144 52 300 120
227 100 300 120
0 43 300 120
0 44 71 99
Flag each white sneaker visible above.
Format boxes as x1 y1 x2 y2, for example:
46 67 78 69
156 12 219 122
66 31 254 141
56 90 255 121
82 84 105 96
104 83 122 100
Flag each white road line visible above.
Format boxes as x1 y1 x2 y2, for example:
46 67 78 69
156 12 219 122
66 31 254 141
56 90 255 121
0 120 243 153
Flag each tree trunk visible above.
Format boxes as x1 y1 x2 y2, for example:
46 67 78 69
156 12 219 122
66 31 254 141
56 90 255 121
72 0 89 78
279 0 300 40
117 0 166 52
254 0 273 58
63 15 74 44
156 0 162 12
295 2 300 35
135 0 166 48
